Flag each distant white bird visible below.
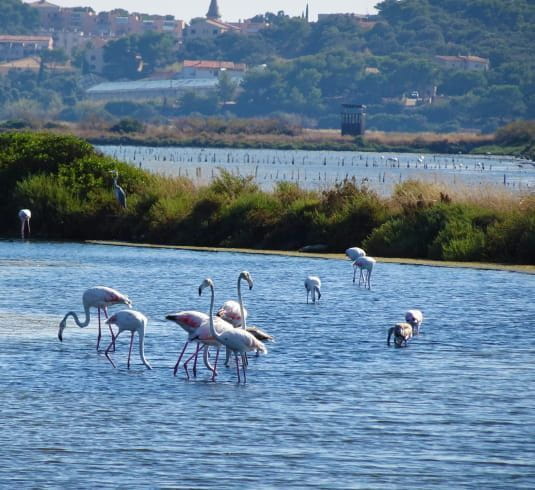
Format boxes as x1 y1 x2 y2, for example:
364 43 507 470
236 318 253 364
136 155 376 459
345 247 366 261
305 275 321 304
18 209 31 239
104 309 152 369
405 309 424 335
387 322 413 347
110 170 127 209
199 278 267 383
58 286 132 350
353 256 376 289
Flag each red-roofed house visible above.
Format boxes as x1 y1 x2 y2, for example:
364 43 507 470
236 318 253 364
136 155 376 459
181 60 246 79
0 35 53 61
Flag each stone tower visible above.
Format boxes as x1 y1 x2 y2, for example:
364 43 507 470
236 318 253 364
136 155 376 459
206 0 221 20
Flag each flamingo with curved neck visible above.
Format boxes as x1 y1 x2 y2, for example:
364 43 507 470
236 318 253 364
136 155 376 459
58 286 132 350
199 278 267 383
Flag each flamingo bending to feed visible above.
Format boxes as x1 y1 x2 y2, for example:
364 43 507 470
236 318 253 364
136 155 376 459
18 209 31 239
199 278 267 383
104 309 151 369
353 256 376 289
345 247 366 261
166 310 224 378
305 276 321 304
58 286 132 350
387 322 413 347
405 309 424 335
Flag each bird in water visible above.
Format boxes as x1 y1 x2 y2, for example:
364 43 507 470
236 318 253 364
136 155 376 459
305 275 321 304
58 286 132 350
345 246 366 261
199 278 267 383
405 309 424 335
104 309 152 369
353 256 376 289
110 170 127 209
18 209 31 239
387 322 413 347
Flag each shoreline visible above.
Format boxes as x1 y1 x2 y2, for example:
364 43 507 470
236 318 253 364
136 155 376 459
86 240 535 275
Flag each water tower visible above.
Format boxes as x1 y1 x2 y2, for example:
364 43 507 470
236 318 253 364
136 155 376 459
341 104 366 136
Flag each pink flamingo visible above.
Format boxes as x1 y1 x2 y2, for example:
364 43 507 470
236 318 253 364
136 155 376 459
166 310 212 376
18 209 31 239
199 278 267 383
405 309 424 335
104 309 151 369
305 276 321 304
387 322 413 347
58 286 132 350
353 256 376 289
345 246 366 261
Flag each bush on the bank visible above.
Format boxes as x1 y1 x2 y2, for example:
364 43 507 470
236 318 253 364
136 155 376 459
1 132 534 264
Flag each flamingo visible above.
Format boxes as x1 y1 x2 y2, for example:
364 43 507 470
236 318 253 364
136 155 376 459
18 209 31 239
345 247 366 261
166 310 215 377
305 276 321 304
353 256 376 289
387 322 413 347
58 286 132 350
199 278 267 383
405 309 424 335
104 309 151 369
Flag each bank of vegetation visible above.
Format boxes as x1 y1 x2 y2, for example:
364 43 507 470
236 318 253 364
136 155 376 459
2 118 534 160
1 132 533 265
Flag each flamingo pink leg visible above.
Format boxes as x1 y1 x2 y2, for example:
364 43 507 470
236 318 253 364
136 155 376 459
192 342 200 376
183 343 202 379
211 348 220 382
235 353 241 383
241 353 247 383
103 307 115 352
96 308 102 350
173 342 189 376
105 332 119 368
127 331 134 369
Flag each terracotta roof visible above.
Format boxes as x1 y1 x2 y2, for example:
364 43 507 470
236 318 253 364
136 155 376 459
183 60 246 71
0 56 41 70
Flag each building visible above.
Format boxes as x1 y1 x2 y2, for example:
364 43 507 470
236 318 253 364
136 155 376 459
0 35 53 62
181 60 246 79
85 78 221 101
317 13 377 29
435 55 490 72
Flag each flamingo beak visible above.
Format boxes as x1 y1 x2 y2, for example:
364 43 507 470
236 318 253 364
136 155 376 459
58 322 65 342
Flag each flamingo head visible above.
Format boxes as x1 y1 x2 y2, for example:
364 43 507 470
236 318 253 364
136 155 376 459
239 271 253 290
58 318 67 342
199 278 213 296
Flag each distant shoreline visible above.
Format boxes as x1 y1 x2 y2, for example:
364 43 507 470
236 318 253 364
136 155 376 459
86 240 535 275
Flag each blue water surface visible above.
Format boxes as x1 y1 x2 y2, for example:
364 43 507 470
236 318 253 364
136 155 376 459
0 240 534 489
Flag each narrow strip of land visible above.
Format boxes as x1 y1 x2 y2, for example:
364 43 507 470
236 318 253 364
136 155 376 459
86 240 535 275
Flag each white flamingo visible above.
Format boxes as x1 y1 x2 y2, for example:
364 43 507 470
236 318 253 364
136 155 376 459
104 309 151 369
305 275 321 304
353 256 376 289
345 247 366 261
18 209 31 239
58 286 132 350
405 309 424 335
387 322 413 347
199 278 267 383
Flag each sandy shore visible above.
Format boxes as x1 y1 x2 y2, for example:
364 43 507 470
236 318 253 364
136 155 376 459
86 240 535 275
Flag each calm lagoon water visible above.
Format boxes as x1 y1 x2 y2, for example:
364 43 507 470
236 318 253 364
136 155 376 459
1 240 534 488
97 145 535 195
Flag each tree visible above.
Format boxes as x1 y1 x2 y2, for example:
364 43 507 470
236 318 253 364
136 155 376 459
218 71 238 102
0 0 39 34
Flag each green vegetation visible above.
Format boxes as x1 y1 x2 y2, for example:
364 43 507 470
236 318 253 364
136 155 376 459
1 132 533 265
1 0 534 132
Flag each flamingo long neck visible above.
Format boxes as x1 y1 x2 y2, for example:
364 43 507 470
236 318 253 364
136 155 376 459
63 304 91 328
207 283 223 342
137 327 151 369
237 276 247 329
